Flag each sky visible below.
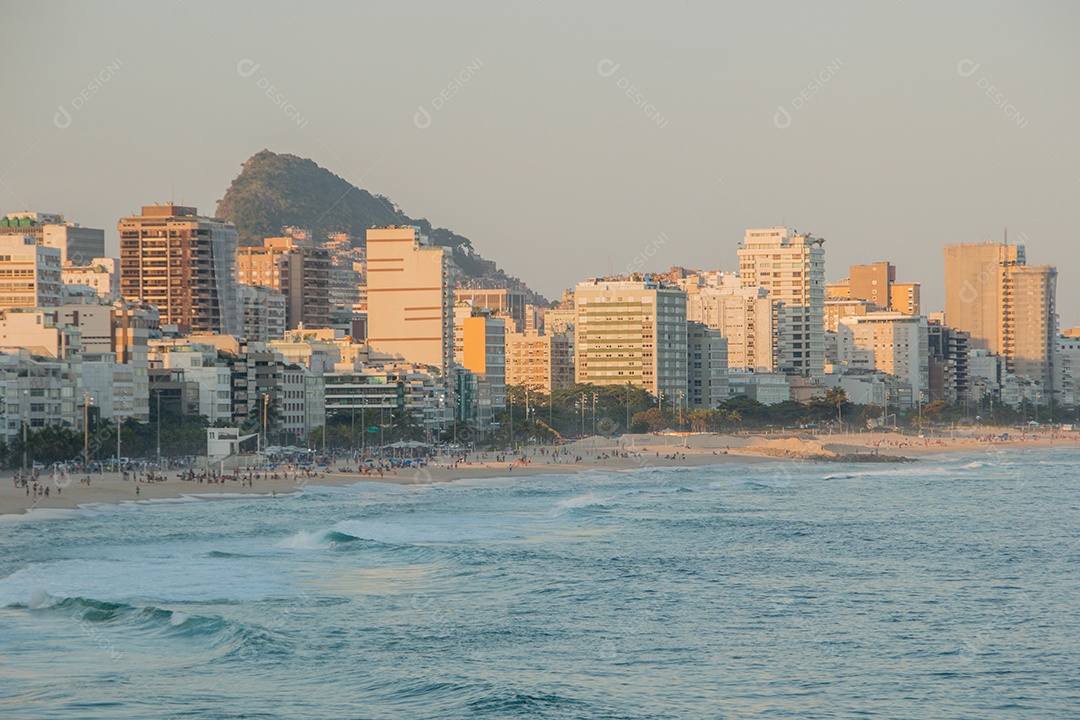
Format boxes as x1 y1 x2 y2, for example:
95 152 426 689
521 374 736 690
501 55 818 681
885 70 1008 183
2 0 1078 323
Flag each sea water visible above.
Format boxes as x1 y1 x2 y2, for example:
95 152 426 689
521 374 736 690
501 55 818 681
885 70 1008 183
1 448 1078 719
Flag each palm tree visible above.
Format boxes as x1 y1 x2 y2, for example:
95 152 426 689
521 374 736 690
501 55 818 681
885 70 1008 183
825 387 849 427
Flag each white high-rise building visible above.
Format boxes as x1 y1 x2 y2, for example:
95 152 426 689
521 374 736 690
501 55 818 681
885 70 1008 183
738 228 825 379
838 312 929 409
684 273 777 372
1055 335 1080 407
0 235 63 309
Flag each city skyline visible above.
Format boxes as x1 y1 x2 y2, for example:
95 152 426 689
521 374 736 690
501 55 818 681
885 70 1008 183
1 1 1078 322
4 6 1080 718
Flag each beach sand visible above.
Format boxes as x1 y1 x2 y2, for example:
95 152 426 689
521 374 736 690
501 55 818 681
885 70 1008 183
3 429 1077 521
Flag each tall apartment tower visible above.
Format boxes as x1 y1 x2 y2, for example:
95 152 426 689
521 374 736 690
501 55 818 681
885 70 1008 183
944 242 1056 390
118 204 238 335
504 330 574 392
574 279 687 402
365 226 454 377
461 314 506 410
235 234 331 330
684 273 777 372
738 227 825 379
687 321 729 410
1009 265 1057 391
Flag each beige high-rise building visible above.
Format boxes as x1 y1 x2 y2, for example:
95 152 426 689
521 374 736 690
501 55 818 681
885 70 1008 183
890 282 921 316
943 242 1023 354
738 227 825 378
0 235 63 309
944 242 1056 390
119 204 238 335
505 330 574 393
235 234 331 330
365 226 453 376
1008 265 1057 391
574 279 687 401
849 262 894 308
833 262 921 316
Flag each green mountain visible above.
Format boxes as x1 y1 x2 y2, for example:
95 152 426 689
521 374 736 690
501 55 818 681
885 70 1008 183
215 150 546 304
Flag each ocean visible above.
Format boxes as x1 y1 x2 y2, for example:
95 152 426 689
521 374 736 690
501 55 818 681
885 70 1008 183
1 448 1078 719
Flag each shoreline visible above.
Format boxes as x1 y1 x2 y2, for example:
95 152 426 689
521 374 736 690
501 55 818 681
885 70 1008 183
3 431 1078 523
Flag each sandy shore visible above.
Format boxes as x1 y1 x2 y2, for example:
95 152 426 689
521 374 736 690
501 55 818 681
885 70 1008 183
3 430 1078 522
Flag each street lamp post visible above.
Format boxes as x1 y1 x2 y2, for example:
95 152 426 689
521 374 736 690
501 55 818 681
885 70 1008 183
548 387 553 436
83 391 93 478
21 388 28 475
156 392 162 468
580 393 586 437
592 392 597 435
509 394 514 447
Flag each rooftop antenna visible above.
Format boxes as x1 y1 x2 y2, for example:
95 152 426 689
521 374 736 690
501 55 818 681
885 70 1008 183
1004 226 1008 245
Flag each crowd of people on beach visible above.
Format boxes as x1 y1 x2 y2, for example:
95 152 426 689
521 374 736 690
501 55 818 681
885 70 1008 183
7 429 1080 516
12 470 55 500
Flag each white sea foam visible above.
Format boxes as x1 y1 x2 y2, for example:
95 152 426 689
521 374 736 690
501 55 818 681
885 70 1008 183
276 529 335 550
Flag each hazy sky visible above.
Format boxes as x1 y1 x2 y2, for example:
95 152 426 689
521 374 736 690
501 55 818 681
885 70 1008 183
2 1 1078 323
